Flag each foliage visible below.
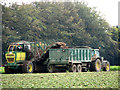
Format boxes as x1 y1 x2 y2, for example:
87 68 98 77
107 26 120 65
1 2 119 65
107 26 119 42
110 66 120 71
1 71 119 88
0 67 5 73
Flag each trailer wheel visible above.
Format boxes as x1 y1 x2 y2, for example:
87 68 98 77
72 64 77 72
91 59 101 72
77 64 82 72
47 64 55 73
103 62 110 71
22 61 34 73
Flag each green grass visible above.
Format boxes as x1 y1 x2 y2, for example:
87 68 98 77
1 71 119 88
0 67 5 74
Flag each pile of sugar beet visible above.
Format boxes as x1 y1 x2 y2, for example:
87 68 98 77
48 42 68 49
37 42 68 62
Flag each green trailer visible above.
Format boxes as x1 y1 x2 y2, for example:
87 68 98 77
4 41 110 73
46 47 110 72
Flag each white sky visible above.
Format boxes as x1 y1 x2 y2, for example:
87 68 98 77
0 0 119 26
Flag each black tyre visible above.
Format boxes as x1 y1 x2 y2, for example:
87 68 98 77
91 59 101 72
22 61 34 73
77 64 82 72
103 62 110 71
47 64 55 73
72 64 77 72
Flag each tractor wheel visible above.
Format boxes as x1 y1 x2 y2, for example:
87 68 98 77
22 61 34 73
77 64 82 72
5 66 12 74
47 64 55 73
103 62 110 71
91 59 101 72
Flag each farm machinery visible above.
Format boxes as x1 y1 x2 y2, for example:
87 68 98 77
4 41 110 73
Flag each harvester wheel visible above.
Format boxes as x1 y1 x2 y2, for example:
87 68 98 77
91 59 101 72
77 64 82 72
103 62 110 71
47 64 55 73
22 61 34 73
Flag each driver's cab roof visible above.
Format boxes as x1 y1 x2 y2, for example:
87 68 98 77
10 41 32 45
16 41 30 45
93 49 99 51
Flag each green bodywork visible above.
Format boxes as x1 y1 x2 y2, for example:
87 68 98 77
48 48 100 65
5 46 26 69
4 41 49 70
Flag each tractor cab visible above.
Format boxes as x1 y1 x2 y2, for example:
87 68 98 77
8 44 24 52
91 49 100 61
5 41 31 64
92 49 100 57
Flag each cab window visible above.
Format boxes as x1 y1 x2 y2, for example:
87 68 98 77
24 44 31 51
9 46 14 51
92 50 95 56
95 50 99 57
17 45 23 51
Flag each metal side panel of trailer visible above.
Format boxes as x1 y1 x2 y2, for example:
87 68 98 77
69 48 92 63
48 48 92 65
48 49 70 65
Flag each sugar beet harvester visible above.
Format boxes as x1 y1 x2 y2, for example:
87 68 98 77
4 41 110 73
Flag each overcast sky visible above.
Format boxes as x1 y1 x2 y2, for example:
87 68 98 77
1 0 119 26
